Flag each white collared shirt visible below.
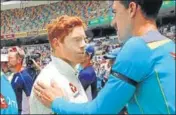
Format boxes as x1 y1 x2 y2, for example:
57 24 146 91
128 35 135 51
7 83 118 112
30 56 88 114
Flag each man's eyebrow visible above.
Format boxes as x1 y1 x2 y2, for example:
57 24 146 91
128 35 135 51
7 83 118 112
72 36 86 39
72 36 81 39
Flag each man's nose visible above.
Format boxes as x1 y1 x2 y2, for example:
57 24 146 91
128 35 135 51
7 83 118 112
111 19 117 30
80 39 86 50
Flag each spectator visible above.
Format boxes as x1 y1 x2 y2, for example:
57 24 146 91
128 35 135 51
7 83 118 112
79 45 97 100
8 46 33 114
1 54 9 73
103 47 121 84
1 53 13 82
25 52 42 82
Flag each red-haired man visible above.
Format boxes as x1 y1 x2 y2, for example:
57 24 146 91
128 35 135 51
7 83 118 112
30 15 88 114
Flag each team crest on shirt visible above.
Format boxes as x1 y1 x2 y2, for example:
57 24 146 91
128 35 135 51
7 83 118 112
69 83 79 97
170 52 176 60
0 94 8 109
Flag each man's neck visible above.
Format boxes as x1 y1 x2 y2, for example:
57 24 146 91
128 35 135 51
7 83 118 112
81 60 91 68
53 53 76 68
62 58 76 68
133 18 158 37
14 64 23 73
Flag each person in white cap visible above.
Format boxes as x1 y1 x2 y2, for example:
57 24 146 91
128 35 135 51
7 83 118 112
1 53 13 82
1 54 9 73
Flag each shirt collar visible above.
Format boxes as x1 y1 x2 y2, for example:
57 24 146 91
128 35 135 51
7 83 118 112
51 55 76 78
141 30 167 43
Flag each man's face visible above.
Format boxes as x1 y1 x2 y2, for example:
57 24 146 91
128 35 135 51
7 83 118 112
108 59 115 67
112 1 133 43
35 58 41 67
8 52 20 69
57 26 86 65
80 53 90 65
1 62 8 73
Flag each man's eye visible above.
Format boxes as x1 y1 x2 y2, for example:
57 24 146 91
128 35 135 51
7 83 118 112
75 38 80 41
112 9 116 14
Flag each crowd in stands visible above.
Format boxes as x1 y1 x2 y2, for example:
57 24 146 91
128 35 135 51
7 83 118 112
1 1 111 35
1 1 175 43
159 24 175 42
1 44 51 68
22 44 51 67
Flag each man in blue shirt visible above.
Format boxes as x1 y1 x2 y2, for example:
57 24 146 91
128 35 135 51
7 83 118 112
8 46 33 114
34 0 175 114
79 45 97 100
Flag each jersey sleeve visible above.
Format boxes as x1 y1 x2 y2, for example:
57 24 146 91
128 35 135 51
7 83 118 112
51 38 153 114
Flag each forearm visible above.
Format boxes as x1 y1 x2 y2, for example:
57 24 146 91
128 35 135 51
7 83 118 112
51 75 136 114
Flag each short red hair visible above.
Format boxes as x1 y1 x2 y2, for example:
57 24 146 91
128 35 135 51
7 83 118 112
47 15 86 48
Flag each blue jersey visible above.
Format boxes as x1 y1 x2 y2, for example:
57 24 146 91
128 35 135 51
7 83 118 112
79 66 97 99
11 68 33 113
1 72 18 114
51 31 175 114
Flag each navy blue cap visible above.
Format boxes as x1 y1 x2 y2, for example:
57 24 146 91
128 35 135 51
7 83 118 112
85 44 95 58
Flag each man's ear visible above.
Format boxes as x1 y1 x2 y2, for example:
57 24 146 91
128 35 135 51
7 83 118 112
88 55 92 60
52 38 60 48
17 56 22 64
17 58 20 64
128 2 138 18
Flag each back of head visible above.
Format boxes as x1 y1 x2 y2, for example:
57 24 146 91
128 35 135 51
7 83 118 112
120 0 163 19
46 15 86 48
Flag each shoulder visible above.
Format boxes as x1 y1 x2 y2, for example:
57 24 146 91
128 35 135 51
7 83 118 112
35 64 54 84
1 74 9 85
80 67 93 77
119 37 151 60
79 66 96 80
112 37 153 82
86 66 95 73
34 62 64 86
11 73 22 83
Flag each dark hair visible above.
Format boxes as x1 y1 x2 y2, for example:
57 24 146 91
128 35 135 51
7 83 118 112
120 0 163 19
35 52 41 58
86 52 94 60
